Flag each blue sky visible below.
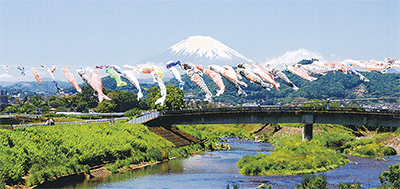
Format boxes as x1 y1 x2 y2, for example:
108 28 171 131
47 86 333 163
1 0 399 82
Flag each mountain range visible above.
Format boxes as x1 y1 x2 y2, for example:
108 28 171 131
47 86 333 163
0 80 72 95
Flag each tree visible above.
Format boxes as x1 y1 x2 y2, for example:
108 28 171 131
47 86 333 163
55 95 76 110
48 99 62 108
30 95 43 107
105 90 139 112
75 86 98 110
96 101 117 113
146 85 185 110
77 101 89 112
48 95 57 101
291 97 307 106
3 106 17 114
146 86 161 110
164 85 185 110
23 96 28 103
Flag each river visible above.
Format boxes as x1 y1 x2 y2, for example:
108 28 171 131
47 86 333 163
59 137 400 189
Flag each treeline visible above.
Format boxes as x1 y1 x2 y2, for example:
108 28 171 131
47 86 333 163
0 86 145 114
1 84 185 115
0 122 209 187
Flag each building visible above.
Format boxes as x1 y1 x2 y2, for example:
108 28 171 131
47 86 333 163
0 90 8 104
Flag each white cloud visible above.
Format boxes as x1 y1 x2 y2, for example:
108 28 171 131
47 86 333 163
0 73 15 81
264 49 326 70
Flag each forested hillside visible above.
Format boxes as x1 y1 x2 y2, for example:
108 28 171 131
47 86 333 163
1 81 71 95
97 71 400 105
2 71 399 106
164 72 400 105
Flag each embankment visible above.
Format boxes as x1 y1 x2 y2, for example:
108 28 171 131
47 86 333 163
1 122 210 189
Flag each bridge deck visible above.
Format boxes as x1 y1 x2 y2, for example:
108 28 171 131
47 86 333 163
143 107 400 127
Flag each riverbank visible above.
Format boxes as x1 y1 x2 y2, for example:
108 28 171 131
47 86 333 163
50 137 400 189
60 124 400 188
26 149 208 189
0 122 220 188
3 122 399 188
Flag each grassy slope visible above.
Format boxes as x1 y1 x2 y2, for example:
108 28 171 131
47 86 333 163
0 122 203 186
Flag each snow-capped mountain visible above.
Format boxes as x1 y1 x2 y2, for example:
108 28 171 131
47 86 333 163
134 36 254 82
140 36 254 66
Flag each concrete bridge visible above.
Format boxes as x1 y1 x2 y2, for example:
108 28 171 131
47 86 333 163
140 107 400 141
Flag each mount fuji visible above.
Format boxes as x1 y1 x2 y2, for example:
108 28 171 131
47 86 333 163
139 36 254 66
134 36 254 82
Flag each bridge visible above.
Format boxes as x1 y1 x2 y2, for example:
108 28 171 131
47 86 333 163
136 107 400 141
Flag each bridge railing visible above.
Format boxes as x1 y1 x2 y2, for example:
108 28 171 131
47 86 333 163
164 106 400 115
128 112 161 124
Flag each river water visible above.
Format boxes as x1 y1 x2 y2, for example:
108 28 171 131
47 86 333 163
61 137 400 189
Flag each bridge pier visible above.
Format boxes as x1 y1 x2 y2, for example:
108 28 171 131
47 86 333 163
302 123 313 142
302 115 313 142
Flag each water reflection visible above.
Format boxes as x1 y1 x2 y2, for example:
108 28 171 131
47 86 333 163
61 137 400 189
61 159 185 189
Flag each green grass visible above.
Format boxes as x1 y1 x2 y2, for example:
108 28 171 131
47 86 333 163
175 123 262 140
236 124 398 176
0 122 208 186
237 124 354 176
338 181 362 189
378 164 400 189
338 133 397 157
237 135 349 176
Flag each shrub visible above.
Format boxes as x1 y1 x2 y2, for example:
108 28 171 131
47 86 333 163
379 164 400 188
237 138 349 175
377 157 386 161
0 122 179 185
83 165 90 174
352 144 377 157
42 113 57 118
175 124 260 141
76 115 102 119
147 148 163 162
0 174 6 189
296 174 327 189
122 159 131 168
339 138 396 157
316 132 354 148
338 181 362 189
105 164 119 173
26 172 40 187
125 108 141 117
383 146 397 156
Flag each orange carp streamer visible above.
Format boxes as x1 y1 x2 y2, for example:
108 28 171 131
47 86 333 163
90 70 112 103
31 68 43 83
62 66 82 93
